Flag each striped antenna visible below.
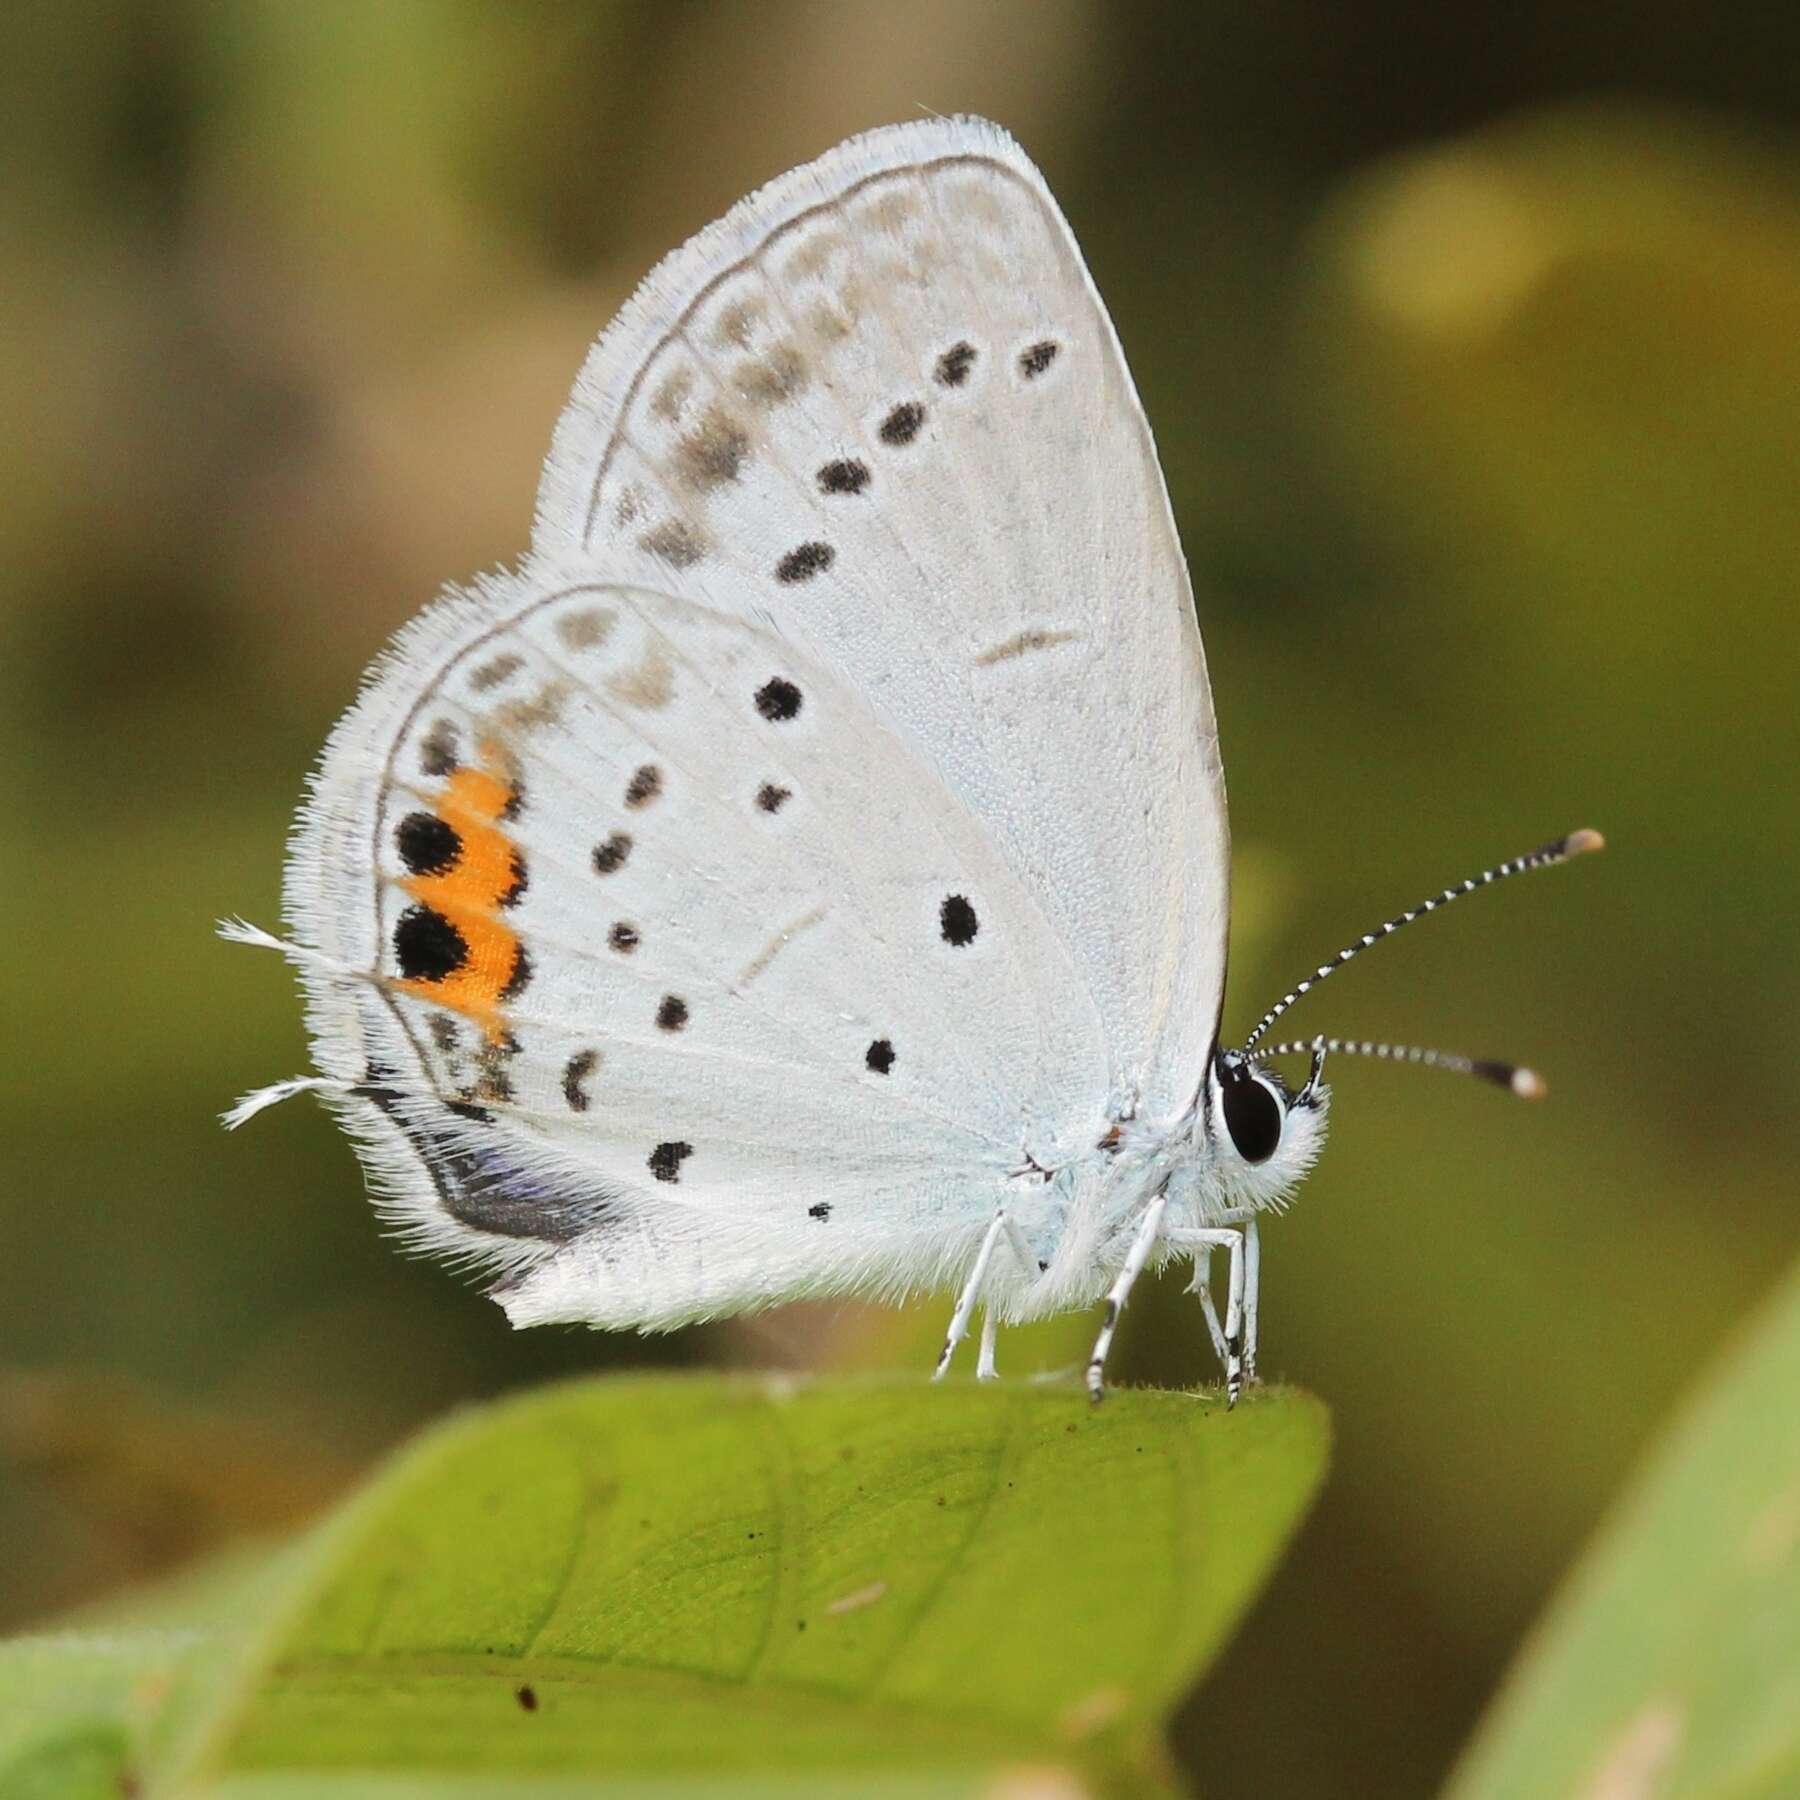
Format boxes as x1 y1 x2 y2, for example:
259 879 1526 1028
1239 829 1604 1053
1249 1036 1546 1100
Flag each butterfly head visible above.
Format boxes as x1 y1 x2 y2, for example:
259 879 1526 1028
1199 829 1604 1204
1204 1046 1329 1207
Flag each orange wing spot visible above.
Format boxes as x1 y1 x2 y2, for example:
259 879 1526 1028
396 758 526 1037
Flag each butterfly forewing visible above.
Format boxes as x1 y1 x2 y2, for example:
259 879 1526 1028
536 117 1228 1118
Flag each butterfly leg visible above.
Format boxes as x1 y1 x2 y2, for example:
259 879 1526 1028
1168 1213 1259 1406
933 1209 1009 1381
1173 1229 1243 1397
1186 1248 1232 1368
1085 1193 1169 1404
976 1311 1000 1381
1243 1217 1261 1384
1002 1214 1045 1280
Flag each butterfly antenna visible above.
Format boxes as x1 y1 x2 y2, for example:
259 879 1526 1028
1249 1036 1547 1100
1239 828 1604 1053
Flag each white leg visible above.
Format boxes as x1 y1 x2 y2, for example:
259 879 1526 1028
1168 1213 1260 1408
1214 1211 1260 1395
1085 1194 1169 1403
1002 1214 1043 1279
933 1210 1008 1380
1224 1234 1246 1404
1186 1247 1231 1366
976 1310 999 1381
1174 1228 1243 1398
1243 1218 1261 1384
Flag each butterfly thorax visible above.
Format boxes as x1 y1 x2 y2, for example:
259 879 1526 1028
990 1079 1330 1324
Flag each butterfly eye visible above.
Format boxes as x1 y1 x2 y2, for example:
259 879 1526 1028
1221 1072 1284 1165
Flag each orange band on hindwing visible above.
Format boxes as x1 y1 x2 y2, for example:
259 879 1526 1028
394 757 527 1039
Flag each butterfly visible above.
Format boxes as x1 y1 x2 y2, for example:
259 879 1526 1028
226 117 1600 1402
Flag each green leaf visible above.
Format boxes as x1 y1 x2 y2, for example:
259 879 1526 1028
1450 1257 1800 1799
0 1546 295 1800
2 1374 1327 1796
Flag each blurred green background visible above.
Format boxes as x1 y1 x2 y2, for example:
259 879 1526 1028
3 3 1795 1794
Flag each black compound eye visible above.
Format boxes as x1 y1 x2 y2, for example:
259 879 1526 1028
1221 1073 1284 1165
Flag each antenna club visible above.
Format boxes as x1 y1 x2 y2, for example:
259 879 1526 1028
1563 828 1605 858
1468 1057 1547 1097
1510 1067 1548 1101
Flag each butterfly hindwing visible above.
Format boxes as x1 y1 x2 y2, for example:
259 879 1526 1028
294 570 1107 1323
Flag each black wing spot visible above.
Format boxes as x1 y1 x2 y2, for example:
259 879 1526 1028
649 1140 692 1183
624 764 662 808
593 832 632 875
609 922 640 953
500 848 527 908
935 342 977 387
499 945 532 1000
755 678 802 721
775 541 834 583
562 1050 598 1112
817 458 869 495
396 812 460 877
656 994 688 1032
808 1202 832 1221
939 894 979 948
1020 340 1060 378
756 783 792 814
866 1038 895 1074
879 401 925 445
394 905 467 981
420 720 459 778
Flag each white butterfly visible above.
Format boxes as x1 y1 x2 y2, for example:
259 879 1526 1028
226 118 1600 1401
